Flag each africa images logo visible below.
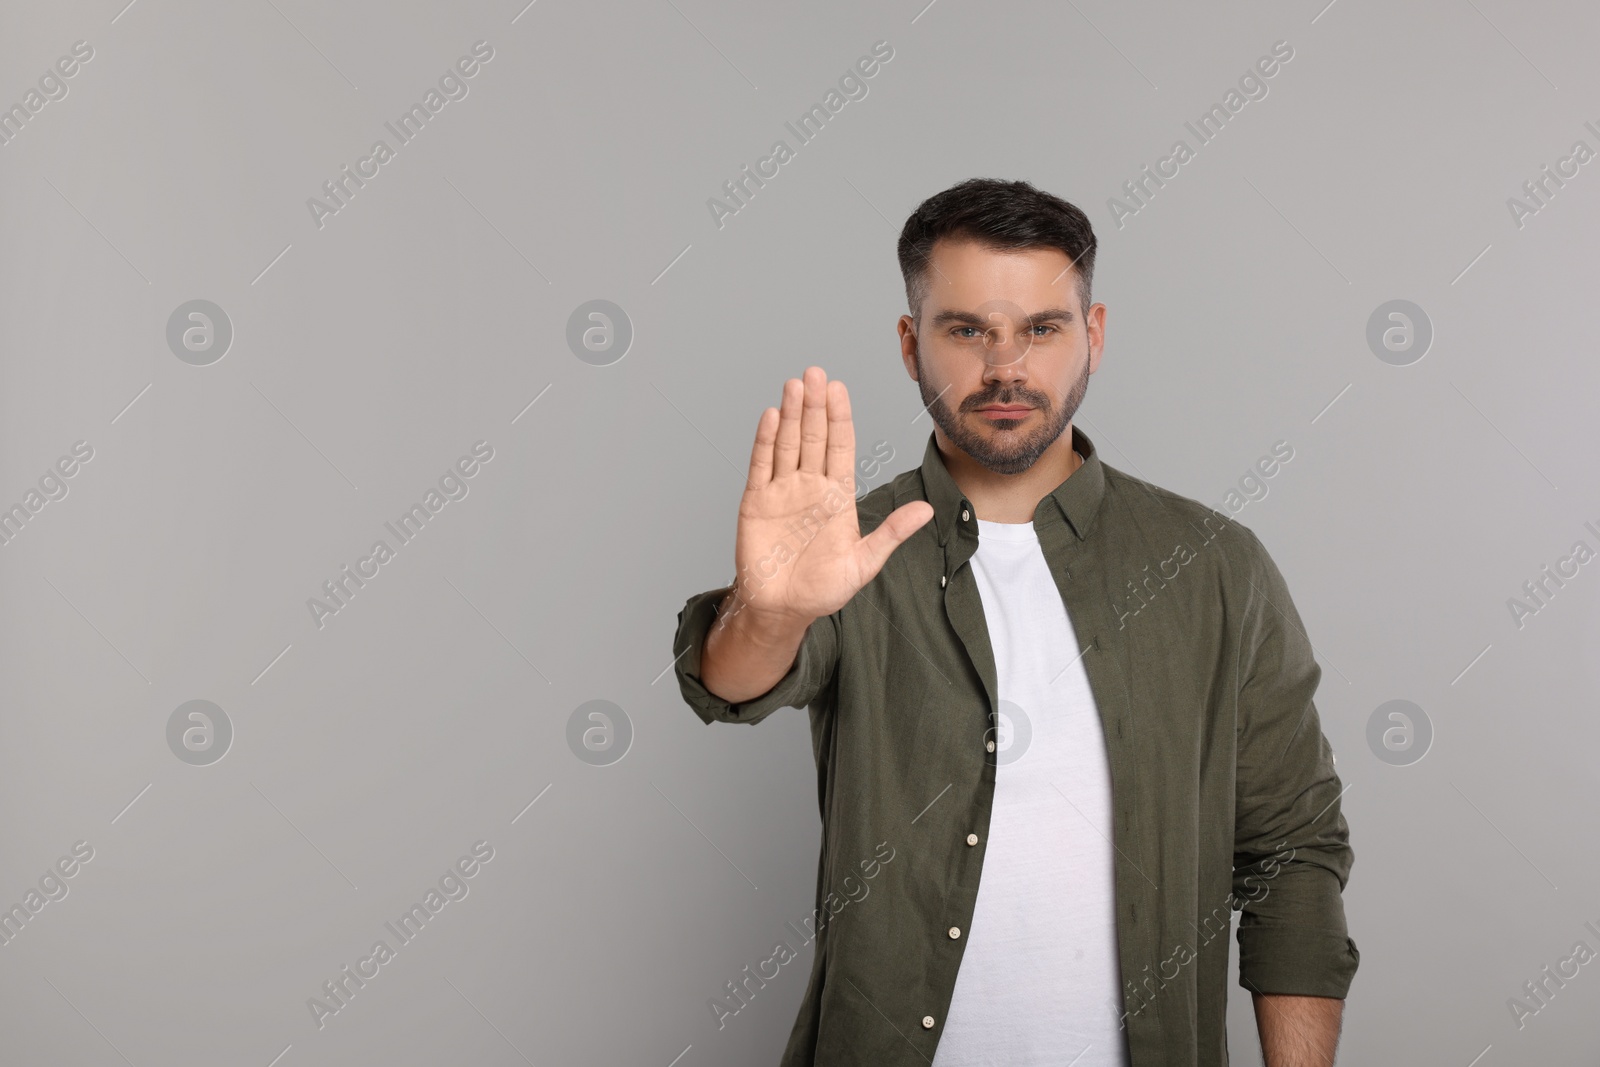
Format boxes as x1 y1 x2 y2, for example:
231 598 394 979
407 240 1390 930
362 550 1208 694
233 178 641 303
305 41 495 230
306 840 495 1029
705 40 894 230
306 441 494 630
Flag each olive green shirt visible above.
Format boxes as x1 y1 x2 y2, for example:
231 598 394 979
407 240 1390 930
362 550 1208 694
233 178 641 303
670 425 1358 1066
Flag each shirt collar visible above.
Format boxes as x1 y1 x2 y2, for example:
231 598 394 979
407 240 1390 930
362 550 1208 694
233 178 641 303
914 424 1106 546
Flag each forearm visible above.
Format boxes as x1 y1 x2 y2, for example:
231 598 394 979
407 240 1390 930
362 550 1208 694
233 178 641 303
1251 991 1343 1066
699 588 813 705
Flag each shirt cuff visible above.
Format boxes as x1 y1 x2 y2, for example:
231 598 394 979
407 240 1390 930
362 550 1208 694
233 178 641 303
671 585 821 726
1235 864 1360 999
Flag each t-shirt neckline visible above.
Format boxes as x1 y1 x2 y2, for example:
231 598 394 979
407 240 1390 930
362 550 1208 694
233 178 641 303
975 517 1039 543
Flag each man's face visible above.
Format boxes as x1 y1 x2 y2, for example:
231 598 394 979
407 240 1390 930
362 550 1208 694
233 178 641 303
899 237 1104 476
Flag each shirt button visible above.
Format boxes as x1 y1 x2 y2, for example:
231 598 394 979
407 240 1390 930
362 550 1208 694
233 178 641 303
986 740 996 752
922 1015 935 1029
961 508 970 521
948 926 961 939
966 833 978 846
940 575 947 588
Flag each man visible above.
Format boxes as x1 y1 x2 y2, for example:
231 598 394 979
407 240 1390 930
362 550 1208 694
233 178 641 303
670 178 1358 1066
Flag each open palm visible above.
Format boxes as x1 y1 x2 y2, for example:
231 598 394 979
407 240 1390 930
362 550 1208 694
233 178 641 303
730 367 933 627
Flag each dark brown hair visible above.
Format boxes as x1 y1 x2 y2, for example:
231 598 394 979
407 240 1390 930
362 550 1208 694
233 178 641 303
897 177 1098 326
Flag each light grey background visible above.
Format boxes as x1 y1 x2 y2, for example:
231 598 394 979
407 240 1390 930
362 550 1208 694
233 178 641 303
2 0 1597 1063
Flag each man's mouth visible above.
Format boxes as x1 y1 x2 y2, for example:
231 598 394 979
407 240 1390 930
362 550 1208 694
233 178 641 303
977 405 1032 417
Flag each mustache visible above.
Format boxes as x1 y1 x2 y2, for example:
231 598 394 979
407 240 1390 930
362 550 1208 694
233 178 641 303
962 389 1049 410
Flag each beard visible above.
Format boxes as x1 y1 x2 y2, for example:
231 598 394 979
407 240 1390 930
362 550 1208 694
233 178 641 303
916 343 1092 476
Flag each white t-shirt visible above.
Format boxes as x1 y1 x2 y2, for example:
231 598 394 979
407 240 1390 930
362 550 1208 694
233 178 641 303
930 517 1131 1067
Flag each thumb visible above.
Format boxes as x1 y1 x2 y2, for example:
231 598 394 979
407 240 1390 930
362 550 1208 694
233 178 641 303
853 501 935 581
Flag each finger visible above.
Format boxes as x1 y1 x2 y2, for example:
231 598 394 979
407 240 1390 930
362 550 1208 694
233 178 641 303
747 406 778 490
824 379 856 486
853 501 934 579
773 376 803 476
798 366 828 475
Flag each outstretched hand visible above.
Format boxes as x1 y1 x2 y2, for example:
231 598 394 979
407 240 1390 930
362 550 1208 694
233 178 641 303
725 366 933 630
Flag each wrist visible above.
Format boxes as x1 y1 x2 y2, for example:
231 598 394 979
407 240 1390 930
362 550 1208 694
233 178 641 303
714 588 811 648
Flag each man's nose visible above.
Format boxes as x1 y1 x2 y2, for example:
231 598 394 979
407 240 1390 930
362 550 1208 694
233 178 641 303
982 328 1032 372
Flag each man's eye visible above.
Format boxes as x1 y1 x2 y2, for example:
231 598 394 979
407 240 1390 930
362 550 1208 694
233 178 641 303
1030 324 1057 335
954 327 980 338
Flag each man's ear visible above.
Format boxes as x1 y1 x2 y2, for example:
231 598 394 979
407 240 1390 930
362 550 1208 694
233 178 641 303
898 315 920 379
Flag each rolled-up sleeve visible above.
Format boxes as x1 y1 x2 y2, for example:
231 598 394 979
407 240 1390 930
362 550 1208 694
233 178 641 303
671 585 841 726
1230 530 1361 999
